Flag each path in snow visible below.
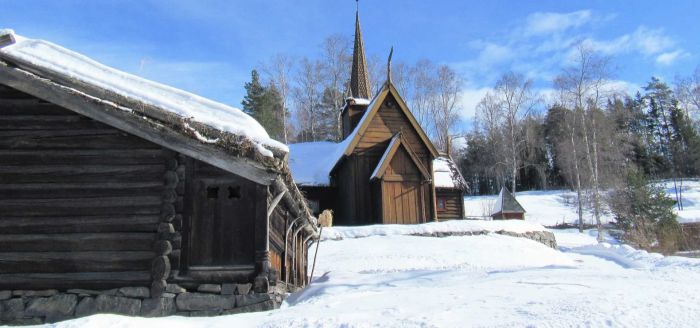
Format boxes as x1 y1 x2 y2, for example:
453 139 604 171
50 228 700 328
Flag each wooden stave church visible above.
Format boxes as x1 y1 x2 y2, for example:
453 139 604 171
0 31 318 321
289 11 468 225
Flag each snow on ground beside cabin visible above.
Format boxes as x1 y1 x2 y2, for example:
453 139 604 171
49 223 700 328
0 30 286 157
657 180 700 224
464 180 700 227
320 219 547 240
464 190 615 227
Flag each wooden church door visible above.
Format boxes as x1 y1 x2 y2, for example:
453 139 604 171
380 147 425 224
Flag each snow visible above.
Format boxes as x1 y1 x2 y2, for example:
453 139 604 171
465 189 615 226
0 30 286 157
657 179 700 224
287 141 348 186
346 97 371 105
320 219 548 240
464 181 700 226
49 224 700 327
432 156 464 189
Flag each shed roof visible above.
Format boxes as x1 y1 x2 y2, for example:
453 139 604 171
433 155 468 190
492 187 526 215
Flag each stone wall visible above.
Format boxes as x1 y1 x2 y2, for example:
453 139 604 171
411 230 558 249
0 282 286 325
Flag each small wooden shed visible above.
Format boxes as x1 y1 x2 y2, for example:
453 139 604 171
0 31 318 322
491 187 526 220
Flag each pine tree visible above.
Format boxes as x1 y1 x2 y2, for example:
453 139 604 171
242 70 285 141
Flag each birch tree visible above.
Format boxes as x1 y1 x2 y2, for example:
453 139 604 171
477 72 537 193
261 54 294 143
555 44 611 239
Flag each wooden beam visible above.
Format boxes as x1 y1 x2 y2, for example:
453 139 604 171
0 32 15 48
0 62 278 185
0 271 151 290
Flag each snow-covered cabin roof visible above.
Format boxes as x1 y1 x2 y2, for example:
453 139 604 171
0 29 286 157
433 155 468 190
492 187 526 215
0 29 319 236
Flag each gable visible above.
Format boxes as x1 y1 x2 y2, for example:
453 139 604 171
370 134 430 181
342 82 438 158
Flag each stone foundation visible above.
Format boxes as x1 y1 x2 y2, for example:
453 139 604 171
411 230 558 248
0 283 286 325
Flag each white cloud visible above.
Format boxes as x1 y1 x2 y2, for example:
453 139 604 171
458 87 491 120
524 10 593 35
656 50 687 66
580 26 676 57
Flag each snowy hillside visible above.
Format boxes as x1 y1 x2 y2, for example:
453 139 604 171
464 189 615 227
657 180 700 224
48 223 700 328
465 180 700 227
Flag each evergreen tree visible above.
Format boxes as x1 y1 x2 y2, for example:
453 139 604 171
242 70 285 140
609 170 681 253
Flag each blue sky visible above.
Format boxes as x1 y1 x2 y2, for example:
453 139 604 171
2 0 698 126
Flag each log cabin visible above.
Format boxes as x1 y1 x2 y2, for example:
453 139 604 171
288 10 466 225
433 155 469 220
491 187 526 220
0 30 318 323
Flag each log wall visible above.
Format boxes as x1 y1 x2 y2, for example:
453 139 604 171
436 188 465 220
0 85 165 290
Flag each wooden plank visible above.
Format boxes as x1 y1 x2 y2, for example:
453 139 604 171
0 251 155 273
0 149 165 165
0 164 165 184
0 202 161 217
0 130 160 149
0 271 151 290
0 114 108 130
0 186 164 199
0 99 72 115
0 215 160 234
0 233 156 252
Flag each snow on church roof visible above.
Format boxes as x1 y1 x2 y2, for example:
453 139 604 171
0 29 286 157
288 140 349 186
433 155 468 189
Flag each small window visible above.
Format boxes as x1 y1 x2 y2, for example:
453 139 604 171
437 197 447 212
207 187 219 199
227 186 241 199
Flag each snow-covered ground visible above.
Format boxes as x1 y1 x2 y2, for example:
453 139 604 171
464 189 615 227
465 180 700 226
657 180 700 224
48 223 700 328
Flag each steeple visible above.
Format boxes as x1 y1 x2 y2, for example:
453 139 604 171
350 6 371 99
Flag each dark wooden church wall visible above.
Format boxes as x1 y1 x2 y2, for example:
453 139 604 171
436 188 464 220
0 85 167 289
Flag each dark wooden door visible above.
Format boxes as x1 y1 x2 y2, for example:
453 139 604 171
189 179 255 267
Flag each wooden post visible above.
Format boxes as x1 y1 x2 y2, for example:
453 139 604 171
253 184 271 293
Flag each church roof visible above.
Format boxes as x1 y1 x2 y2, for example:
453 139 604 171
350 10 371 99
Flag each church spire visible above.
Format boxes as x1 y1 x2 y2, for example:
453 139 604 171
350 5 371 99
